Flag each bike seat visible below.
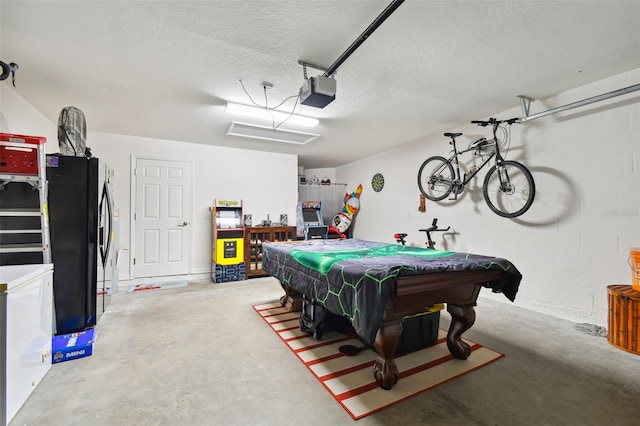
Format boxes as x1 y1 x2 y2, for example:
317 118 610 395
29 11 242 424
444 132 462 138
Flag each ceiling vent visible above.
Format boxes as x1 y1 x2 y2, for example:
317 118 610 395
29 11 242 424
226 121 319 145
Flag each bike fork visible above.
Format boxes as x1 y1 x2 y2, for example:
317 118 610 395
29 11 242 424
496 164 513 193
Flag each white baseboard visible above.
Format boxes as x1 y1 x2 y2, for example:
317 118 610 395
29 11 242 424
116 272 211 291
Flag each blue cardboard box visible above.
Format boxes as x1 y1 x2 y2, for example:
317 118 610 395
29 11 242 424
52 329 96 363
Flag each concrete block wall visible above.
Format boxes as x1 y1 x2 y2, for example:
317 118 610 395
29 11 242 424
337 69 640 326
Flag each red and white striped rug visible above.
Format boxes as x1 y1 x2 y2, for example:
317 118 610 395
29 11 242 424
253 301 504 420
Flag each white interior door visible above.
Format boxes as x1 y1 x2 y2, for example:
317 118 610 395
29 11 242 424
134 158 192 278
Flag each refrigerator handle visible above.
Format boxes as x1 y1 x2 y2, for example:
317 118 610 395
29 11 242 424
105 183 113 266
99 182 113 267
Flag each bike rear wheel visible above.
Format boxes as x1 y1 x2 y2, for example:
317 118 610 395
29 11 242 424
417 156 454 201
483 160 535 218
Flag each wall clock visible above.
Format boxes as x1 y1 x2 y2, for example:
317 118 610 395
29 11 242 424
371 173 384 192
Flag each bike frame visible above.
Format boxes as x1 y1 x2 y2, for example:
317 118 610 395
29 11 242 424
448 125 505 187
448 143 494 186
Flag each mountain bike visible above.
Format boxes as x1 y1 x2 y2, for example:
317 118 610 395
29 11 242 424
417 117 535 218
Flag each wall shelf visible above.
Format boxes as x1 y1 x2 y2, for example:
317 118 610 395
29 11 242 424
244 226 296 277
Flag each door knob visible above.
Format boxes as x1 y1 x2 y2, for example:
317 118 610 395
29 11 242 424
177 221 189 227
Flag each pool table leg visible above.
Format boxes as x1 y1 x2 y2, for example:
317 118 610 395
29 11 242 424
446 304 476 359
373 320 402 390
278 284 303 312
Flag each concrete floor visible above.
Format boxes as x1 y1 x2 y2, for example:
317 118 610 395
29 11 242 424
10 277 640 426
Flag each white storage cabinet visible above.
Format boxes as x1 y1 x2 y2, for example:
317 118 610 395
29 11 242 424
0 263 53 426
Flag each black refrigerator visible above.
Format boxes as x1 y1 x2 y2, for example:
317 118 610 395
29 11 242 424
46 155 114 335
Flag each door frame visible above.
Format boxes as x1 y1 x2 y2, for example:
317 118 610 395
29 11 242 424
129 154 195 279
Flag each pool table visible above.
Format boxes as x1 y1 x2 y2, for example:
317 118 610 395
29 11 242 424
262 239 521 390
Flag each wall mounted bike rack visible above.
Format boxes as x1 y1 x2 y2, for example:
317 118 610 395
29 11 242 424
517 83 640 122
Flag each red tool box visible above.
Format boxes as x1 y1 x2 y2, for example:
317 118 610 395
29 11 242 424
0 133 47 175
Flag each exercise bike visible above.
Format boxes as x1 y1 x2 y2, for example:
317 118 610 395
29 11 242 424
394 218 450 249
419 218 450 249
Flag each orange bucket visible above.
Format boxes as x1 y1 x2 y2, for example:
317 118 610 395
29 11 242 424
631 248 640 291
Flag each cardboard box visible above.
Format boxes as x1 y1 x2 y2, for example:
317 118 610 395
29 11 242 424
52 329 96 364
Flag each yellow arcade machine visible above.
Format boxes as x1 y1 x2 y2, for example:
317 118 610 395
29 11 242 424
211 199 245 283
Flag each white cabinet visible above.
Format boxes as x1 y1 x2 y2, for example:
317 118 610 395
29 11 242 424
0 263 53 426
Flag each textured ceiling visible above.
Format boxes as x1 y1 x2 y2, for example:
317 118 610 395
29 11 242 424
2 1 639 168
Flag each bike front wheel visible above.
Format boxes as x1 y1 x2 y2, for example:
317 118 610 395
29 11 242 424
417 156 454 201
483 160 535 218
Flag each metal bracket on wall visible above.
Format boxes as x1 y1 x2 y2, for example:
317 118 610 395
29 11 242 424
518 83 640 123
517 95 534 117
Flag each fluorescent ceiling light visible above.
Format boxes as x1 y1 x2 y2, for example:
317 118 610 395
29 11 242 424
225 102 319 128
227 121 319 145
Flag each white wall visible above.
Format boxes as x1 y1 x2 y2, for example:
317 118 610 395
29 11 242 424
88 133 298 279
337 69 640 327
1 86 299 281
0 85 57 142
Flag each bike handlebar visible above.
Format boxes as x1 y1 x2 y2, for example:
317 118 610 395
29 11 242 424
418 226 450 233
419 218 450 233
471 117 520 127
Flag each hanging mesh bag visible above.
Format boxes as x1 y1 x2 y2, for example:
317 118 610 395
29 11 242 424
57 106 87 156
